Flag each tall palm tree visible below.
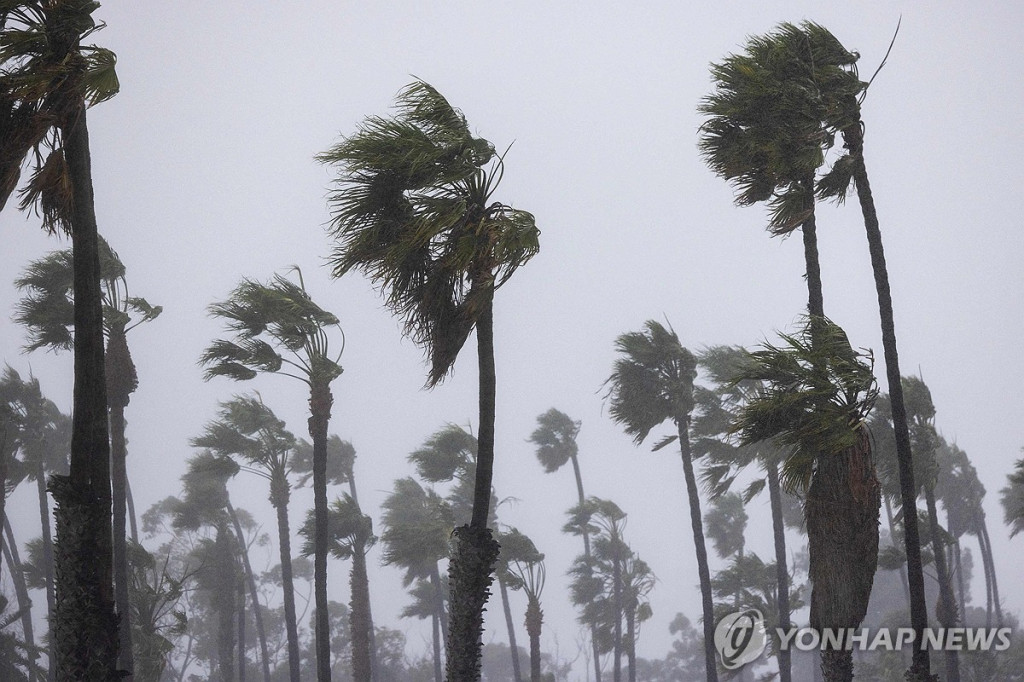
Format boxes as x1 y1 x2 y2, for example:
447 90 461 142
604 320 717 682
0 368 69 680
528 408 603 682
201 268 343 682
300 495 376 681
500 529 545 682
731 317 880 682
319 80 539 680
380 477 454 682
14 236 161 676
192 395 302 682
1 3 121 676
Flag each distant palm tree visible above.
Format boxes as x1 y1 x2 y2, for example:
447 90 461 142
14 236 161 674
528 408 603 682
1001 456 1024 538
319 80 539 679
201 268 343 682
731 317 880 682
500 529 545 682
192 396 302 681
1 4 121 673
604 320 717 682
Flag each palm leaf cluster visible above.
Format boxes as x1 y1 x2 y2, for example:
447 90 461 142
202 272 342 385
730 316 878 492
318 79 539 385
0 0 119 231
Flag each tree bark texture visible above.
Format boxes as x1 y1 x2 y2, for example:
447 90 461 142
766 462 792 682
308 381 333 682
350 542 373 682
525 597 542 682
272 484 301 682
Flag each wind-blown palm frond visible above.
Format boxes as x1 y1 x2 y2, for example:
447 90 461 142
190 395 295 480
299 494 376 560
528 408 580 473
318 79 539 386
408 423 477 483
380 477 453 585
605 320 697 444
730 316 878 492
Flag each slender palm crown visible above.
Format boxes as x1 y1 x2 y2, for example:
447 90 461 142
529 408 581 473
318 80 539 385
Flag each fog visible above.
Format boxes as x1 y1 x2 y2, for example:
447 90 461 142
1 1 1022 678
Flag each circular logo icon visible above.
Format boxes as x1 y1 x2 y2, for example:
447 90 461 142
714 609 767 669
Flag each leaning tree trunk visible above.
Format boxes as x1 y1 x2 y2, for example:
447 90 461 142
766 460 792 682
347 476 378 678
308 380 333 682
978 515 1002 627
569 453 602 682
525 595 543 682
3 520 38 681
271 483 301 682
350 541 373 682
446 295 501 682
675 420 718 682
227 502 272 682
498 574 523 682
806 427 880 682
924 486 959 682
34 463 57 681
106 327 136 680
54 100 119 681
843 117 934 682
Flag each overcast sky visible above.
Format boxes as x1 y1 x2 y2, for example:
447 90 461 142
2 0 1022 673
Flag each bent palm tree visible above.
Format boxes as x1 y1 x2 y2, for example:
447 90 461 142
319 80 539 680
15 236 161 675
604 320 717 682
201 268 343 682
192 396 302 682
1 3 121 676
731 317 880 682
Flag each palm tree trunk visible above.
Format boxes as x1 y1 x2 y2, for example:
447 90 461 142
272 492 301 682
56 99 119 681
350 542 373 682
431 610 443 682
766 461 792 682
612 551 622 682
431 563 449 646
799 180 824 318
806 427 880 682
952 540 966 623
308 381 333 682
525 597 542 682
979 522 993 627
3 519 38 681
126 478 138 544
227 502 271 682
34 464 56 681
569 454 602 682
214 525 236 682
625 605 636 682
978 515 1002 627
498 574 523 681
843 120 933 681
883 495 911 608
237 563 247 682
109 399 134 678
676 420 718 682
347 477 378 678
447 295 500 681
924 487 959 681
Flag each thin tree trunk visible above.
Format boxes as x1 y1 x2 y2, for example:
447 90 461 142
676 420 718 682
766 461 792 682
447 295 500 681
844 120 933 681
883 494 911 608
273 492 301 682
431 563 449 647
35 464 57 681
214 525 236 682
799 183 824 319
56 100 119 681
612 550 622 682
953 539 967 623
979 523 993 628
498 575 523 681
350 542 373 682
431 610 443 682
924 488 959 681
308 381 333 682
525 597 542 682
227 502 272 682
978 515 1002 627
3 520 38 681
625 606 636 682
237 558 247 682
126 478 138 544
569 454 602 682
347 476 378 679
109 400 133 679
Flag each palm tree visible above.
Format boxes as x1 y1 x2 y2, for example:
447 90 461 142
300 495 376 681
528 408 603 682
500 529 545 682
201 268 343 682
380 477 454 682
731 317 880 682
318 80 539 680
192 395 302 681
604 320 717 682
1 3 121 675
14 236 161 674
1002 455 1024 538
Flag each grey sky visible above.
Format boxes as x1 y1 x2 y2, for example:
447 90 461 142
2 0 1022 672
